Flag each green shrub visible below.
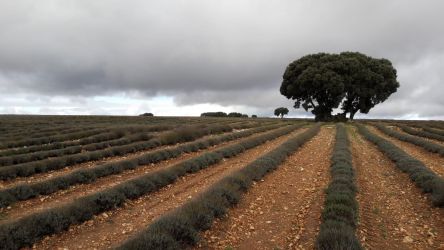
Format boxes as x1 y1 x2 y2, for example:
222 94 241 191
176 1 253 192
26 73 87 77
316 124 361 249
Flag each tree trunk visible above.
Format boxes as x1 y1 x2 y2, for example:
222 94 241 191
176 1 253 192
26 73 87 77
350 110 357 120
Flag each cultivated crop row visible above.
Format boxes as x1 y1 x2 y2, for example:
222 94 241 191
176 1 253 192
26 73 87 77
0 117 245 149
422 126 444 137
315 124 361 249
357 124 444 206
0 123 247 180
0 125 173 156
0 122 98 136
0 122 290 208
0 127 96 142
396 124 444 142
0 133 156 166
0 123 301 249
117 124 321 249
0 127 117 149
374 123 444 157
0 128 99 157
0 124 209 166
0 121 257 158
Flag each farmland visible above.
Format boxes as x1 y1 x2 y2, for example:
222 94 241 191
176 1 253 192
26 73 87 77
0 115 443 249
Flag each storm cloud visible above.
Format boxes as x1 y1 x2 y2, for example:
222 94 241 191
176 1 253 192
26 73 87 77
0 0 443 118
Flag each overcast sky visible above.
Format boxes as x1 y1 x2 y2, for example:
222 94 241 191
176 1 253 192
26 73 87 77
1 0 443 119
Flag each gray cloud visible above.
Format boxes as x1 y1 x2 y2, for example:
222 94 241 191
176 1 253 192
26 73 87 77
0 0 444 118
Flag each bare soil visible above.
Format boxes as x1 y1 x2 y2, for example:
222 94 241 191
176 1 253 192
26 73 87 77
350 127 444 250
30 128 306 249
195 126 335 250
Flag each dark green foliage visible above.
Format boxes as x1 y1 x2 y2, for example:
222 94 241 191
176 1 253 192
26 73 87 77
252 115 258 118
274 107 289 118
0 124 304 249
117 124 321 249
280 52 399 121
227 112 243 117
375 123 444 156
398 124 444 142
316 221 362 250
315 124 362 249
357 124 444 207
139 113 154 117
200 112 228 117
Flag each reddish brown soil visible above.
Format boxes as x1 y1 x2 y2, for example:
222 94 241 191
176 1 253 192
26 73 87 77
350 127 444 249
1 127 288 220
370 126 444 178
194 126 334 250
30 128 306 249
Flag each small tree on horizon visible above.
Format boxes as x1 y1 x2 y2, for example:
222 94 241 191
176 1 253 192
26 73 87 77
274 107 289 118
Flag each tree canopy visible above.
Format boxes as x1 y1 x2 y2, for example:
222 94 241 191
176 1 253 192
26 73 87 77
201 112 227 117
280 52 399 121
201 112 249 118
228 112 244 117
274 107 289 118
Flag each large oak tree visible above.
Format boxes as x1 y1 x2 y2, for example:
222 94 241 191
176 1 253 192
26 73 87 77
280 52 399 121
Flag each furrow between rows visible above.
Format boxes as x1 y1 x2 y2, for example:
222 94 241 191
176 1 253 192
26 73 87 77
32 125 305 249
351 127 444 249
0 124 301 249
369 126 444 179
1 125 293 220
196 125 333 250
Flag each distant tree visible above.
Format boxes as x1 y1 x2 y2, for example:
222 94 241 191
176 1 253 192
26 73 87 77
200 112 228 117
280 52 399 121
274 107 289 118
252 115 258 118
228 112 243 117
139 113 154 117
241 114 249 118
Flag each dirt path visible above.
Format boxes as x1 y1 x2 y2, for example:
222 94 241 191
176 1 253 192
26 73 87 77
194 126 334 250
350 127 444 249
31 128 306 249
0 129 251 189
369 126 444 178
1 127 286 220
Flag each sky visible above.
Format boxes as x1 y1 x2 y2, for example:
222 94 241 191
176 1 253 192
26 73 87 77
0 0 443 119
